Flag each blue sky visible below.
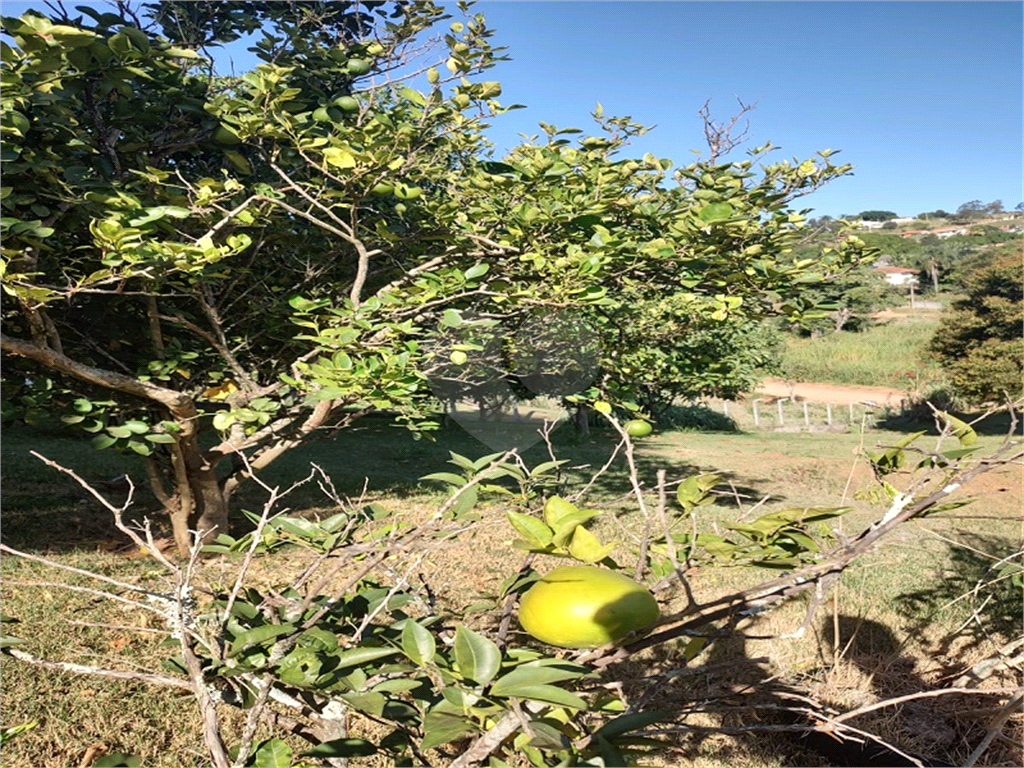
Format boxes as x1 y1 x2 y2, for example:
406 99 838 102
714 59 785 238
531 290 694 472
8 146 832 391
4 1 1022 217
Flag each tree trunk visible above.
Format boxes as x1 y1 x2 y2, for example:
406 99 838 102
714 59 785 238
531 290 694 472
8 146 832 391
930 260 940 294
575 405 590 436
833 307 852 333
190 467 230 545
165 432 230 556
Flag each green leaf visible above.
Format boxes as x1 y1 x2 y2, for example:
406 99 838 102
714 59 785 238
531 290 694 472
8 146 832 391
440 309 463 328
90 434 117 450
227 624 295 658
145 433 177 444
301 739 377 759
453 626 501 686
568 526 615 564
330 646 400 669
323 147 357 169
551 509 603 547
339 691 386 716
420 472 466 487
530 460 567 477
506 510 553 547
401 620 436 666
492 682 586 710
127 439 153 456
593 400 612 414
542 495 578 528
450 485 478 518
93 754 141 768
420 709 477 750
490 664 586 696
464 262 489 280
253 738 292 768
698 202 734 223
223 149 252 175
594 710 673 739
941 412 979 447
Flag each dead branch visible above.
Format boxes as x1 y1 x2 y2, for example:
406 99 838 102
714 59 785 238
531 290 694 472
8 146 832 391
3 648 193 691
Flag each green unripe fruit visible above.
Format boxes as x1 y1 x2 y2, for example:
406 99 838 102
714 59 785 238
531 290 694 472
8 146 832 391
333 96 359 112
624 419 652 438
449 350 468 365
453 93 471 110
312 107 333 123
346 58 371 76
214 126 240 145
518 565 660 649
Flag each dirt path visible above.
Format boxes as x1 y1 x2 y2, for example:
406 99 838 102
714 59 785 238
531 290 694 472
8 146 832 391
754 377 908 406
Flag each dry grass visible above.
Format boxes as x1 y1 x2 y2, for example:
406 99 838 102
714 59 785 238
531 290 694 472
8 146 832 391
1 418 1021 767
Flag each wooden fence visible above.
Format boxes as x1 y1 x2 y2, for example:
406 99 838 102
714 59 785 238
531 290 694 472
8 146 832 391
701 397 903 432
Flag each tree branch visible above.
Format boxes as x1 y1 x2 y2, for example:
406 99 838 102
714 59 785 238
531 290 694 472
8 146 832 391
4 648 193 691
1 333 195 414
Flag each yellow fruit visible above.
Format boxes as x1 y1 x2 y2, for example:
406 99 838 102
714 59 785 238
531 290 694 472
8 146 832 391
624 419 652 438
518 565 659 649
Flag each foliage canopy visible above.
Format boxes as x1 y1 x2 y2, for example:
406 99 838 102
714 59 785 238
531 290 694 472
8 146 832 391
1 0 870 551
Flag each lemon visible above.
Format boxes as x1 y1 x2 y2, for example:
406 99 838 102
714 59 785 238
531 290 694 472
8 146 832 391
518 565 659 649
624 419 652 438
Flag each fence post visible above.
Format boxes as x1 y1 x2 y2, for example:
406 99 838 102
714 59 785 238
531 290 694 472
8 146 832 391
849 403 855 423
752 399 760 427
803 401 810 428
826 403 833 426
777 398 785 426
723 400 729 418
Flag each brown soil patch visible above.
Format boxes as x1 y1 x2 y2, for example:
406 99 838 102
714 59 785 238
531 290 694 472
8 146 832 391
754 376 908 406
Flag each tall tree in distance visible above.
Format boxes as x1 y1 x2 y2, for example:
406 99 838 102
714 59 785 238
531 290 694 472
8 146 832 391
929 252 1023 406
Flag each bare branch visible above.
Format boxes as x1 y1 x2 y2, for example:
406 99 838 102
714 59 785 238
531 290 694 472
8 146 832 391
4 648 193 691
699 97 757 164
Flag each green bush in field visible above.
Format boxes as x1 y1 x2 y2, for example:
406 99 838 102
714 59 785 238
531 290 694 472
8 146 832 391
929 252 1024 406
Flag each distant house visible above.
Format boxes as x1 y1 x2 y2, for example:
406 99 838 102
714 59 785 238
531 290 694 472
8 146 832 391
873 266 920 287
899 225 968 239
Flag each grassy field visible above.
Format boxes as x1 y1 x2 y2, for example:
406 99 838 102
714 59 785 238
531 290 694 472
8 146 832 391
1 415 1021 767
779 307 948 389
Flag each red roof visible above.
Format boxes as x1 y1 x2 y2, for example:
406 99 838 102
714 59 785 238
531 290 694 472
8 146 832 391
874 266 919 274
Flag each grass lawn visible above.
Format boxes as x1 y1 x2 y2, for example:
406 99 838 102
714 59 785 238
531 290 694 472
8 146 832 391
1 417 1020 767
779 307 948 389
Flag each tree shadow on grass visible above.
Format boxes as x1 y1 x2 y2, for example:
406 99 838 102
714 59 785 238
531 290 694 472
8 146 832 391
0 414 775 554
894 532 1023 665
875 406 1023 438
590 609 944 767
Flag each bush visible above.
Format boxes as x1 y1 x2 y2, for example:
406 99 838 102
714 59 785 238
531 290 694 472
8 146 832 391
657 404 738 432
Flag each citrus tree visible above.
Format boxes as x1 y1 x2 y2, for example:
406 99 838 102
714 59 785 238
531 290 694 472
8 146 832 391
1 0 871 554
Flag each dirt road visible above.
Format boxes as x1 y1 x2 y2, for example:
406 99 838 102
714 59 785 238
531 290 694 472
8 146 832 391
754 377 908 406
